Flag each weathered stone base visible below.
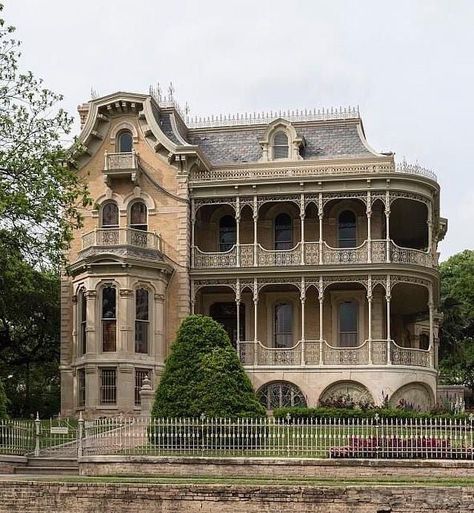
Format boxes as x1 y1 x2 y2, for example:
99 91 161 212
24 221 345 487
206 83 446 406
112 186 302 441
0 481 473 512
79 455 474 479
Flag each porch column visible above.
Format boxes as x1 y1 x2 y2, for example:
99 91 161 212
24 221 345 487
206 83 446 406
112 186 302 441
367 275 373 364
235 278 241 360
367 191 372 263
318 192 323 265
236 197 241 267
191 199 196 268
300 193 305 265
428 285 434 367
253 195 258 267
300 277 306 365
319 276 324 364
386 275 391 364
253 277 258 365
385 191 391 263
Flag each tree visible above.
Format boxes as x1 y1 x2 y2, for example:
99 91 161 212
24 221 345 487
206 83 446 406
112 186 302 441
438 250 474 394
0 3 90 267
152 315 266 418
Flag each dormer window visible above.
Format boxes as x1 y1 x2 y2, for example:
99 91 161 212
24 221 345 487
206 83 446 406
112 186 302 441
117 130 133 153
273 131 289 159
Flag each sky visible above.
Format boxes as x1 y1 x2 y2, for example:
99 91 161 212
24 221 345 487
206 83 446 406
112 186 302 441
6 0 474 260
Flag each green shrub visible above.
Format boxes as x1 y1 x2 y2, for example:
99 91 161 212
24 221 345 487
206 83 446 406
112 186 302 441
152 315 265 418
0 379 8 419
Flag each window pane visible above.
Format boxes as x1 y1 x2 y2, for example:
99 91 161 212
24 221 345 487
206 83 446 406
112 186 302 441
273 132 289 159
219 215 236 251
102 203 119 227
135 321 148 353
102 320 116 352
100 368 116 404
79 290 87 355
136 289 149 320
78 369 85 407
118 131 133 152
274 303 293 348
130 202 147 230
339 301 358 347
102 287 116 319
275 213 292 250
338 210 356 247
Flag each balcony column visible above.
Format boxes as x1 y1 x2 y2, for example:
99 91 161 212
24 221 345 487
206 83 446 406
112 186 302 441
191 199 196 268
235 278 241 359
428 285 434 367
300 193 305 265
385 191 391 263
253 195 258 267
367 191 372 263
253 277 258 365
319 276 324 365
367 275 372 364
300 277 306 365
427 202 433 256
236 197 241 267
318 193 323 265
386 275 391 364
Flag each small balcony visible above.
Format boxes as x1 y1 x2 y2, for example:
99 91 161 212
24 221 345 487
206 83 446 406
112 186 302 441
81 228 162 252
239 339 433 368
103 150 139 183
192 240 435 269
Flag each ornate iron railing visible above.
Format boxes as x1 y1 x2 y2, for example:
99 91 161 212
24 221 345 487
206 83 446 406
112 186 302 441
194 246 237 268
257 243 301 266
322 241 368 265
81 228 162 251
390 341 431 368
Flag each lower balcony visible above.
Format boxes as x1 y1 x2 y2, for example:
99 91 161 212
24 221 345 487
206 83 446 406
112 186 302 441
239 339 433 368
81 228 162 252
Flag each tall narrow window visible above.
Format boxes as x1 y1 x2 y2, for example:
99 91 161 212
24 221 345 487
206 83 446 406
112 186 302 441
274 303 293 348
339 300 358 347
135 369 150 406
102 286 117 352
101 202 119 228
135 288 149 354
117 130 133 153
130 201 148 231
274 213 292 250
100 368 117 405
77 368 86 407
338 210 356 248
219 215 236 252
273 131 289 159
78 289 87 355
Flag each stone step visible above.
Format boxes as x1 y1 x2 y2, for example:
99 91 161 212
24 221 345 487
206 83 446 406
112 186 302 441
14 465 79 475
27 457 78 468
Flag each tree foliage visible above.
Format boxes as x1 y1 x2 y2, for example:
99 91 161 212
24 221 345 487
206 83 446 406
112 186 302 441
438 250 474 392
152 315 266 418
0 3 90 267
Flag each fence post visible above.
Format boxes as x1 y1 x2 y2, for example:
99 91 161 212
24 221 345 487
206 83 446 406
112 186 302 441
34 412 41 457
78 411 84 458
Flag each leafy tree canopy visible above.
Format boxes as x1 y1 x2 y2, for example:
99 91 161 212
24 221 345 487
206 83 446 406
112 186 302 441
0 3 90 268
152 315 266 418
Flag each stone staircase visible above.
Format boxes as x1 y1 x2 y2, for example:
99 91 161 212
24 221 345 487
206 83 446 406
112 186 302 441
14 457 79 476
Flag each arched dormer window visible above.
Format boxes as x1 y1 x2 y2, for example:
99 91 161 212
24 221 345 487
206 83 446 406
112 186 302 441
274 213 292 250
102 286 117 352
117 130 133 153
130 201 147 231
219 215 236 252
101 202 119 228
339 300 358 347
273 131 289 159
338 210 356 248
135 288 149 354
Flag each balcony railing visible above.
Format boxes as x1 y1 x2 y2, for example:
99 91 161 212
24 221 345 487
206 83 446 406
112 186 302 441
238 340 433 368
81 228 162 252
192 240 435 269
104 151 138 171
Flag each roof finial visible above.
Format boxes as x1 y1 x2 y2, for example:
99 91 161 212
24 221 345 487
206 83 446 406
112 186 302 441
90 87 99 99
168 81 175 101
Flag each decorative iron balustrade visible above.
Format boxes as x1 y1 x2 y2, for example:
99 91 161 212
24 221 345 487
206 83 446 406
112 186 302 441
192 240 434 269
238 339 433 368
81 228 162 251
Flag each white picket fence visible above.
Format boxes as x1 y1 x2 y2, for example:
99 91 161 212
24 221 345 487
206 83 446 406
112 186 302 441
2 415 474 460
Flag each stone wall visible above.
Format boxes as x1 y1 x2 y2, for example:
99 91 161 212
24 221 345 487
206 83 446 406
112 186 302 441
0 481 472 512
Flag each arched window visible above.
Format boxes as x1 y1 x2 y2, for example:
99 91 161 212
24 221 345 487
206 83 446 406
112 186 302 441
102 286 117 352
339 300 358 347
273 131 289 159
274 302 293 348
101 202 119 228
135 288 149 354
258 381 307 410
274 213 292 250
78 288 87 355
338 210 356 248
219 215 236 252
117 130 133 153
130 201 147 231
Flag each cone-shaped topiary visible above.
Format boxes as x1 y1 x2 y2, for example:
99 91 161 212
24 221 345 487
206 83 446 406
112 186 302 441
152 315 266 418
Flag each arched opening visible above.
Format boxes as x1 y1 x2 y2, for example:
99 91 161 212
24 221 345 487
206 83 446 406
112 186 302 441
130 201 148 231
257 381 307 410
101 202 119 228
219 215 236 252
101 286 117 352
319 381 373 408
338 210 357 248
273 131 289 159
390 199 428 250
117 130 133 153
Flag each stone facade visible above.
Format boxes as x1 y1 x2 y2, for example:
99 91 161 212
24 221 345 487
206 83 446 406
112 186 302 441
60 91 447 416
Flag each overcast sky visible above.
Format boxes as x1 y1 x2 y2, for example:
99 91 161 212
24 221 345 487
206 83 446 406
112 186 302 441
6 0 473 260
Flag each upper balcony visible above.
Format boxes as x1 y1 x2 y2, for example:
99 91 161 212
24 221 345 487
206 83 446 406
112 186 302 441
103 150 139 183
